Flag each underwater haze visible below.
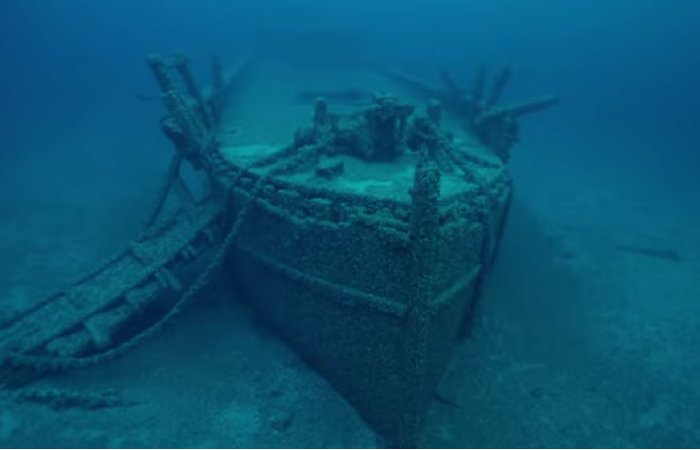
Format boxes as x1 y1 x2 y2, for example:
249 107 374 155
1 0 700 447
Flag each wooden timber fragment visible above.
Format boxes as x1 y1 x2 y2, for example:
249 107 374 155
83 303 136 349
14 387 138 410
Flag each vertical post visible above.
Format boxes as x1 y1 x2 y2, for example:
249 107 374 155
313 97 329 126
147 55 176 93
396 147 441 447
172 53 213 129
161 90 209 155
409 147 441 298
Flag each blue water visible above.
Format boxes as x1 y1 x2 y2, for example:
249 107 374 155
1 0 699 447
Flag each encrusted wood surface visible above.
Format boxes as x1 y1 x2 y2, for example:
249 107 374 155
0 201 225 384
0 52 551 447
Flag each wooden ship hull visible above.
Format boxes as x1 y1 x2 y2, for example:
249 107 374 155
226 158 512 445
0 53 555 446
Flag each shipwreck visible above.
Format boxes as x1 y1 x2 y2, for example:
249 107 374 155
0 53 556 446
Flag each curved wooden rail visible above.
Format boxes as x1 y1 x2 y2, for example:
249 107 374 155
0 198 226 387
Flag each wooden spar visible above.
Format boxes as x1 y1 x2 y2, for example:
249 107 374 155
146 53 251 176
476 96 559 123
373 66 442 99
375 62 558 161
146 55 176 93
172 53 213 129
